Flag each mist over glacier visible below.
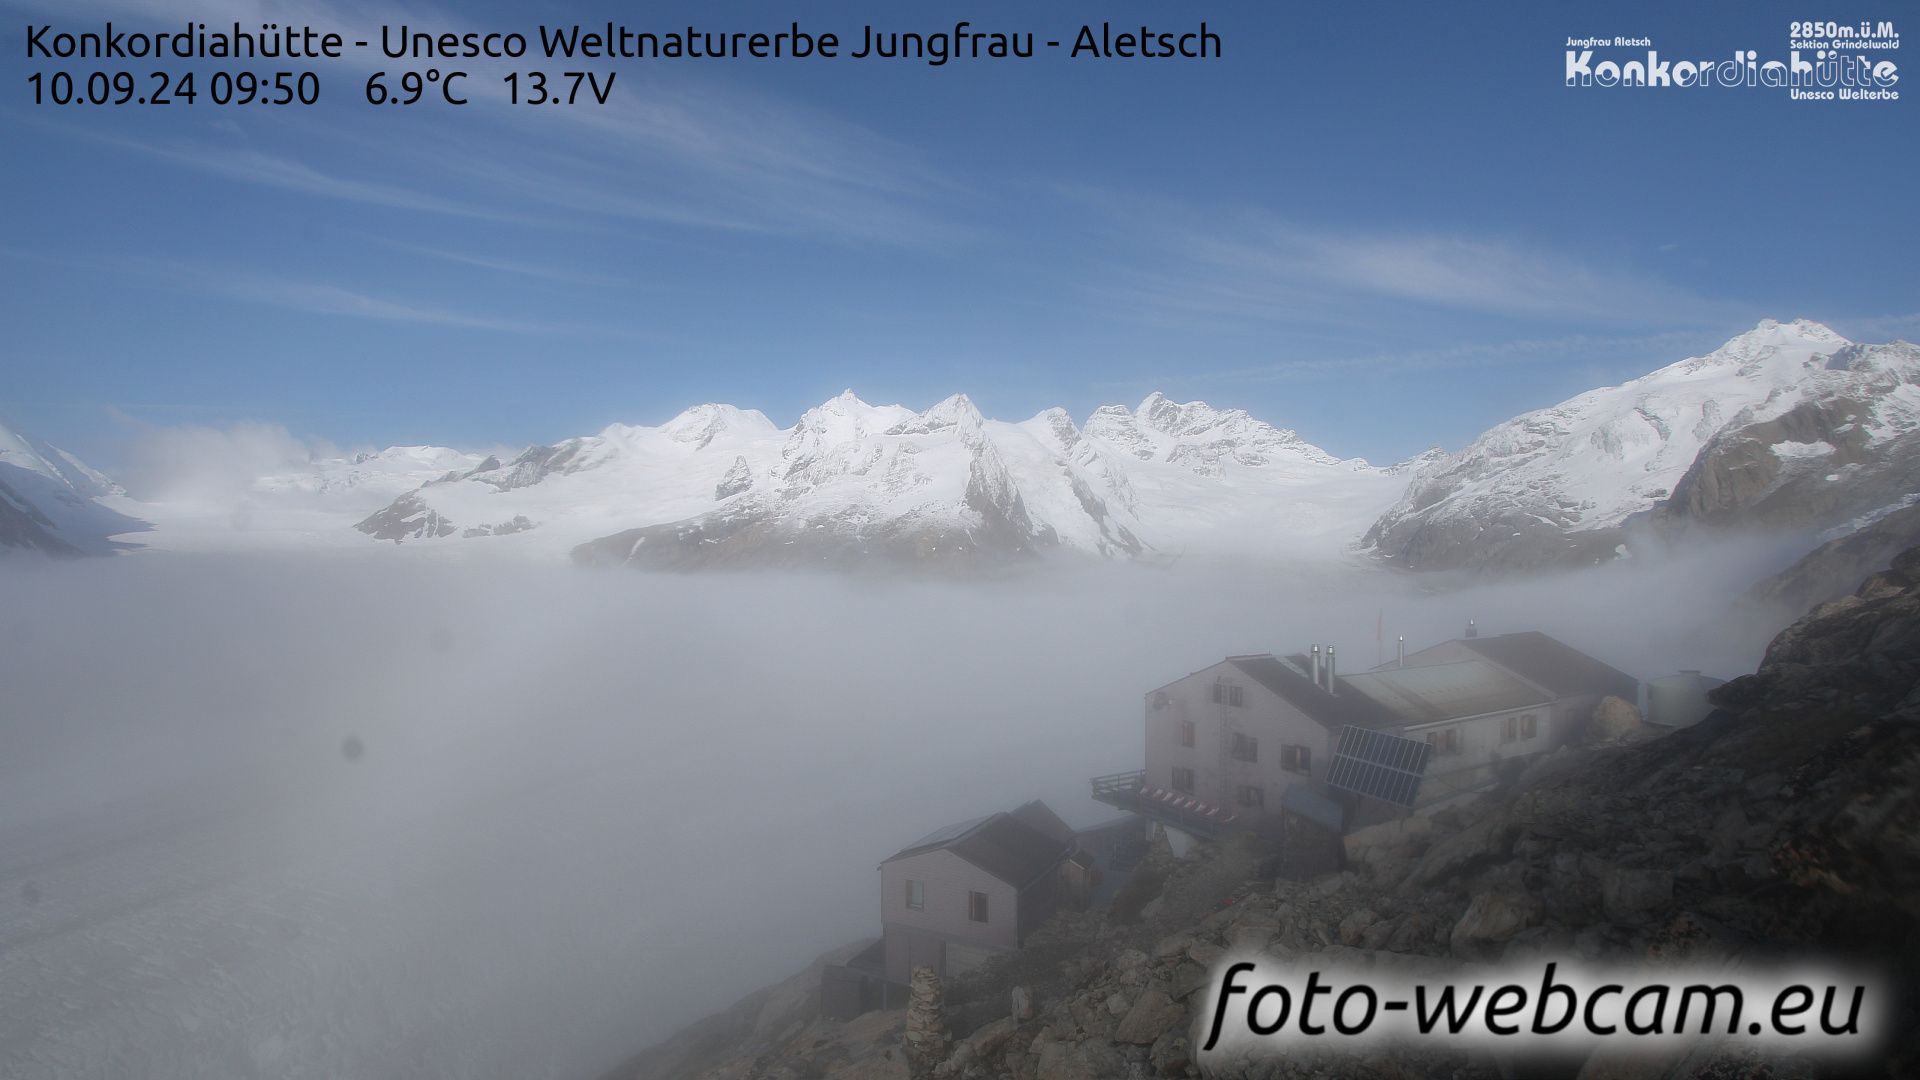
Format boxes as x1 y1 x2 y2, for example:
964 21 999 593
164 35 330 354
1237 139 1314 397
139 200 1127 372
0 544 1808 1079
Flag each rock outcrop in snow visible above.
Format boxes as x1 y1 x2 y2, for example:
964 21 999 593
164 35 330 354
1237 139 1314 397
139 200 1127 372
1655 339 1920 533
1363 320 1920 573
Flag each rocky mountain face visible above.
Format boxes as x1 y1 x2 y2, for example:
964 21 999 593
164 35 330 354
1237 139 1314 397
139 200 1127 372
1746 499 1920 615
627 545 1920 1079
0 422 145 556
1364 320 1920 574
1655 340 1920 533
352 391 1394 570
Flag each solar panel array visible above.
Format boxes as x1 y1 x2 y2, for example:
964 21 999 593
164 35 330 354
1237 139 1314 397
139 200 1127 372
1325 725 1431 808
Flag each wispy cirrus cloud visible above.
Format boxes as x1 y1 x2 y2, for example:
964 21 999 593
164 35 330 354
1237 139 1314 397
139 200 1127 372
1060 190 1747 329
82 253 644 336
1100 329 1728 390
63 128 511 220
364 238 641 289
9 0 970 247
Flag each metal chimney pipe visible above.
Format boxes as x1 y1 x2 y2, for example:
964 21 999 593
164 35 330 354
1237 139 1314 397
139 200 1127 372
1396 635 1405 668
1310 644 1321 686
1326 645 1337 691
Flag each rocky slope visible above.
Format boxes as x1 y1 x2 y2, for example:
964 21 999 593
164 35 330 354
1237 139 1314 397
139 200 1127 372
636 545 1920 1078
0 422 145 555
1364 320 1920 574
1746 499 1920 615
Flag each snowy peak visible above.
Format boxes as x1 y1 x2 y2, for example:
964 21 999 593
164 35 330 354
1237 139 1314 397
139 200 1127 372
0 421 144 555
1730 317 1847 352
1021 408 1082 456
1080 393 1354 476
1649 317 1846 384
887 393 986 436
1363 319 1919 573
1136 391 1244 438
786 391 909 445
0 423 122 498
661 403 776 449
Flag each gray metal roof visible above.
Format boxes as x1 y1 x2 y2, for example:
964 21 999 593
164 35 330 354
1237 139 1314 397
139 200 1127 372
1460 631 1638 701
1228 654 1399 731
1337 659 1549 724
898 814 992 852
882 811 1072 889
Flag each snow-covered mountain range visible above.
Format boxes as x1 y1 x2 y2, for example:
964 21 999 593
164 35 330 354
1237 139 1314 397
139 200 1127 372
363 391 1396 569
5 319 1914 576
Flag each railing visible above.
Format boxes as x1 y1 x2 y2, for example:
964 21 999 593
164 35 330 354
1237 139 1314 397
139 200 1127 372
1088 768 1243 838
1090 769 1146 799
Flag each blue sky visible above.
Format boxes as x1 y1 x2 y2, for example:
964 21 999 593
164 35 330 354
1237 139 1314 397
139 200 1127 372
2 0 1915 467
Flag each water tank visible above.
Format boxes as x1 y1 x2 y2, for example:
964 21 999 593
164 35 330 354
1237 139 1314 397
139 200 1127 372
1647 670 1727 728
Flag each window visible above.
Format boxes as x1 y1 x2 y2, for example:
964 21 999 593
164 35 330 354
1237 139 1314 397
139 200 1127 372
1231 732 1258 762
1170 766 1195 794
1425 727 1461 756
1210 680 1244 707
1236 784 1265 809
1521 713 1538 740
1281 744 1311 775
1178 720 1196 748
1501 715 1518 744
968 890 990 923
905 880 924 911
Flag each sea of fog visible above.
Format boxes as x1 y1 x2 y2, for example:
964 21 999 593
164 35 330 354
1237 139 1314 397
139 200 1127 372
0 546 1808 1079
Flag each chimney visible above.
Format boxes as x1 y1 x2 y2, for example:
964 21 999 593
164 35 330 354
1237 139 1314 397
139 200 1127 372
1310 644 1321 685
1396 635 1405 668
1325 645 1337 691
1465 618 1478 639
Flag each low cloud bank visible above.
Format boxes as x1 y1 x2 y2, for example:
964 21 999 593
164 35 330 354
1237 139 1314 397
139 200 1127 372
115 420 332 503
0 543 1803 1078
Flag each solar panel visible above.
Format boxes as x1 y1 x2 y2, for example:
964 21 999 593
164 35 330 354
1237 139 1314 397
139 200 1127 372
1325 726 1432 808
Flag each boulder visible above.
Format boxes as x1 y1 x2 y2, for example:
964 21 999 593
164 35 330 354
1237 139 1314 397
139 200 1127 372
1033 1038 1126 1080
1149 1024 1192 1075
1385 913 1432 953
1114 989 1185 1045
1409 809 1515 886
1588 695 1643 742
1600 866 1674 923
1450 892 1541 956
934 1017 1013 1077
1225 918 1277 950
1337 908 1379 946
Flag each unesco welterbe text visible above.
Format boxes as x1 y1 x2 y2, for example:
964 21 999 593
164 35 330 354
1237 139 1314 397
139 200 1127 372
26 20 1223 65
